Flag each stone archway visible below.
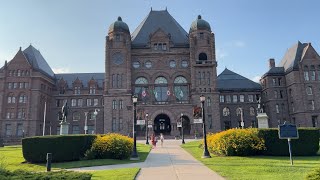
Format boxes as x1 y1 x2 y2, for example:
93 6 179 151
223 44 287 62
154 114 171 135
179 115 191 135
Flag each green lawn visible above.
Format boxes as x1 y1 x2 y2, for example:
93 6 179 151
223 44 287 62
182 141 320 180
0 143 150 180
91 168 140 180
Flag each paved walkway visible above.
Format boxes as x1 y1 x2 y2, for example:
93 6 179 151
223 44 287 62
69 139 224 180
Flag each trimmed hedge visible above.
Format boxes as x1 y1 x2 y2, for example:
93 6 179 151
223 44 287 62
22 135 96 163
85 133 133 160
305 167 320 180
0 169 91 180
258 128 319 156
207 128 265 156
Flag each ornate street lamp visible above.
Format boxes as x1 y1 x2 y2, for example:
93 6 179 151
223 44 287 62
145 113 149 145
200 95 211 158
181 113 185 144
130 95 139 160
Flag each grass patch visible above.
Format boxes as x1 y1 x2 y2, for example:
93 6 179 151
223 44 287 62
182 141 320 180
91 168 140 180
0 143 151 171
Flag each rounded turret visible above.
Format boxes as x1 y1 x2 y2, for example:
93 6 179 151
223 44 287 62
108 16 130 34
189 15 211 33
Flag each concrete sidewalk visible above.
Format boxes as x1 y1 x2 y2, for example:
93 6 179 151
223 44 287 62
69 139 224 180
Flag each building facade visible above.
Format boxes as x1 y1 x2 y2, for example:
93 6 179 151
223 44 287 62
0 10 319 142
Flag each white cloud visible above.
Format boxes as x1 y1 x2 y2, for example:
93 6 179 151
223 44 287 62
53 67 70 74
252 76 261 83
216 49 228 60
234 41 246 48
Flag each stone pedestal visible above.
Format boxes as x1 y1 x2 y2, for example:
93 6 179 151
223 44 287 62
60 121 70 135
257 113 269 128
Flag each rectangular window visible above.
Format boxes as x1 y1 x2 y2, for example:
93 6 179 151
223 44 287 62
162 43 167 50
239 95 245 102
119 100 123 109
89 86 96 94
232 95 237 103
291 102 295 112
86 99 92 106
16 123 24 137
24 82 29 89
226 95 231 103
19 82 24 89
312 116 318 127
311 71 316 81
248 95 254 102
278 78 282 86
71 99 77 107
280 90 284 99
5 124 12 136
57 126 60 135
93 99 99 106
74 87 80 95
112 118 117 132
112 74 116 88
304 71 309 81
219 95 224 103
207 97 211 107
154 43 158 50
274 91 278 99
276 104 279 113
13 82 18 89
78 99 83 107
8 82 12 89
112 100 117 109
272 78 276 86
72 125 80 134
17 108 25 119
310 100 315 110
119 118 123 131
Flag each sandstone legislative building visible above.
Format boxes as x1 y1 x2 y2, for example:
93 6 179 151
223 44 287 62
1 10 319 142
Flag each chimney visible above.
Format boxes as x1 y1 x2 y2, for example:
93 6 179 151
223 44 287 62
269 58 275 69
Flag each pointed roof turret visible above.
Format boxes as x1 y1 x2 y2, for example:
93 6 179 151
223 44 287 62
23 45 54 77
131 10 189 47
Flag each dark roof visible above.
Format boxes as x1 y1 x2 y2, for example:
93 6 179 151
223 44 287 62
217 68 261 91
278 41 308 72
55 73 105 88
189 15 211 33
108 16 130 34
23 45 55 77
263 67 285 77
131 10 189 47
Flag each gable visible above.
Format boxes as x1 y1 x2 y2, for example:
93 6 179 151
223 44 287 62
301 43 320 61
6 48 32 69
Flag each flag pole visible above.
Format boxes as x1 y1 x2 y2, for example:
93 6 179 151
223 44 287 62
43 101 47 136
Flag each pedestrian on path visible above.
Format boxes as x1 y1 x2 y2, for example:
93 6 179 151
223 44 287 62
160 133 164 147
151 133 157 148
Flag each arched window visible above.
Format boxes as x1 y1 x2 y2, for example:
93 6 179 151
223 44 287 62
73 112 80 121
199 53 207 60
250 107 255 116
223 107 230 116
7 93 15 103
19 94 27 103
134 77 148 101
174 76 189 102
236 107 242 116
154 76 168 103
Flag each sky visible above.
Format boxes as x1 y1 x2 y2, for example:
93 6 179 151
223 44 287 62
1 0 320 82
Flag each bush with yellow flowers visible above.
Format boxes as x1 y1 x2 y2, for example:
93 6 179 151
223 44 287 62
207 128 265 156
85 133 133 160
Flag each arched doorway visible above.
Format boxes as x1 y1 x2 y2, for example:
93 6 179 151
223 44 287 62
154 114 171 135
179 115 191 135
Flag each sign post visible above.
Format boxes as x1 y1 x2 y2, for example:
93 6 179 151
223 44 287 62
278 122 299 165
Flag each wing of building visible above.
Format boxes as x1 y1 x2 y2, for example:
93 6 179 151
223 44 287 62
0 10 319 143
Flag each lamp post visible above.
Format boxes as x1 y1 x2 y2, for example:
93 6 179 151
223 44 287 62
84 112 88 134
130 95 139 160
94 109 100 134
240 108 244 129
145 113 149 145
181 113 185 144
200 95 211 158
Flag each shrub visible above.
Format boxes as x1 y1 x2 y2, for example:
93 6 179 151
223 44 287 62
0 169 91 180
207 128 265 156
305 167 320 180
22 135 96 163
258 128 319 156
86 133 133 160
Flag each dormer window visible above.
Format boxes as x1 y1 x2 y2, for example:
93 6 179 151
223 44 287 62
89 86 96 94
74 87 80 95
162 43 167 50
153 43 167 51
154 43 158 50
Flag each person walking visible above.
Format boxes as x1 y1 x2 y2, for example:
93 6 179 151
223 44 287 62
151 133 157 148
160 133 164 147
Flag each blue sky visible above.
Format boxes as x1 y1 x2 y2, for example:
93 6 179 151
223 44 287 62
1 0 319 81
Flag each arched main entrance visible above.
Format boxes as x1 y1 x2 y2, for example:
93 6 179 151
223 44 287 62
154 114 171 135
